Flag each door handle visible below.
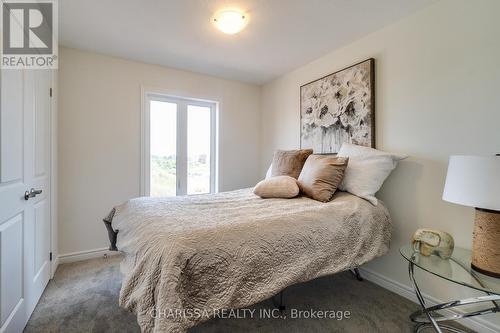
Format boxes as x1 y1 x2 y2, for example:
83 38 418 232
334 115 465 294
24 188 42 200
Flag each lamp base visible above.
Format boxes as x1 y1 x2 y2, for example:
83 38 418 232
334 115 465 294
471 208 500 278
471 263 500 278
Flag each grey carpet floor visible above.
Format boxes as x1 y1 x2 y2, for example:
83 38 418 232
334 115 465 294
24 255 473 333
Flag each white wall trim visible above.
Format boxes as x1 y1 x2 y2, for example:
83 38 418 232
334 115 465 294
140 86 147 196
359 267 500 333
140 86 149 196
50 70 58 278
51 257 59 275
58 247 121 264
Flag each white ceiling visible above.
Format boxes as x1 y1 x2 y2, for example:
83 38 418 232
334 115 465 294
60 0 437 84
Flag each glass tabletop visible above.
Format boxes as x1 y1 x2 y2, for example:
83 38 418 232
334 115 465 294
400 244 500 295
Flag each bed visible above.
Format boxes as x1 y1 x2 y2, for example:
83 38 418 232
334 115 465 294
104 187 391 333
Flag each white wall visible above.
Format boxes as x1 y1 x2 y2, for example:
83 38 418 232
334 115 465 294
58 47 261 256
260 0 500 330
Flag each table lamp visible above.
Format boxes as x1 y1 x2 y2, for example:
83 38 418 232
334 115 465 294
442 155 500 277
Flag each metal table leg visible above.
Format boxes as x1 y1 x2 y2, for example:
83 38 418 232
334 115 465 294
409 261 443 332
408 262 500 333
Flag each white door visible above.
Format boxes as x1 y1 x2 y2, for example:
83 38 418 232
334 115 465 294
0 69 52 333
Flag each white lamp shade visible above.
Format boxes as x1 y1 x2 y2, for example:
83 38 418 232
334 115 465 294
442 155 500 211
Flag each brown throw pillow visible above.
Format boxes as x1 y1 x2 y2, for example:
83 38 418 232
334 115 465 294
253 176 300 198
298 155 349 202
271 149 313 179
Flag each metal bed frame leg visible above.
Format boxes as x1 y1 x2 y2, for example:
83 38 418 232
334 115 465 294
270 268 364 314
272 291 286 311
272 268 363 312
350 268 363 281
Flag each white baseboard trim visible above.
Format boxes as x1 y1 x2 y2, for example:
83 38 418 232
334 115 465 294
359 267 499 333
51 256 59 277
58 247 121 264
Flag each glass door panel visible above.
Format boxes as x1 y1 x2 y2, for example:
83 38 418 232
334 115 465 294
150 101 177 196
187 105 211 194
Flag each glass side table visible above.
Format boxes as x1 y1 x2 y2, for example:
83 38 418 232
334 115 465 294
400 245 500 333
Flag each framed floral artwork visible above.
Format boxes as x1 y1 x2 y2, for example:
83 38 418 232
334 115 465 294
300 58 375 153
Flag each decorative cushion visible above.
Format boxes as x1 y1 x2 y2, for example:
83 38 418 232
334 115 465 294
337 143 407 205
271 149 313 179
266 153 337 179
253 176 300 198
298 155 349 202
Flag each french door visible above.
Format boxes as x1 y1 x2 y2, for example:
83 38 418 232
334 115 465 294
142 93 217 197
0 69 53 332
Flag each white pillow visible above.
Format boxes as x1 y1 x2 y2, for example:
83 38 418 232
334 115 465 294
254 176 300 198
337 143 407 205
265 164 272 179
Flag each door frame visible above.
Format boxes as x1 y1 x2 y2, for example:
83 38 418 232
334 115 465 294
50 71 58 277
28 69 58 279
140 87 218 196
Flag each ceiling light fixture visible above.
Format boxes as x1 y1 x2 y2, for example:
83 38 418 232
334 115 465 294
212 9 247 34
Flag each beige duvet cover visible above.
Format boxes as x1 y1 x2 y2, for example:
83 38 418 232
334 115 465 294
109 188 391 332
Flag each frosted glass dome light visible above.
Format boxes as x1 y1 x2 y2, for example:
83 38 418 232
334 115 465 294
212 10 247 34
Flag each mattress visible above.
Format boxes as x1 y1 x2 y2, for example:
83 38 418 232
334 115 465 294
106 188 391 332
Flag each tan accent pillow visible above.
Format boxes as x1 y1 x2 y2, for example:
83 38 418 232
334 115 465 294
298 155 349 202
254 176 300 198
271 149 313 179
